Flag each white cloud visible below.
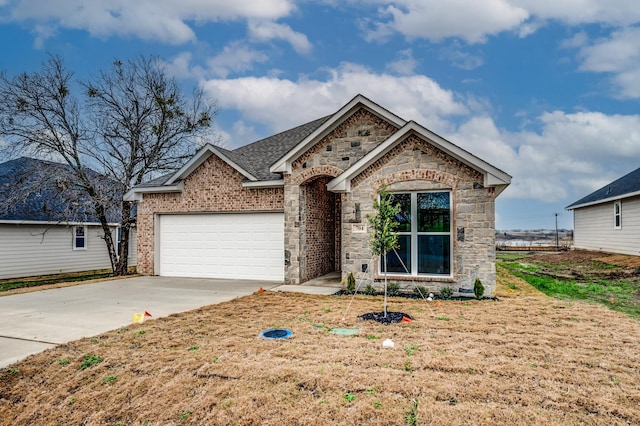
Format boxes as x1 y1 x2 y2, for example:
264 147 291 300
357 1 640 44
438 44 484 70
512 0 640 27
207 42 269 78
451 110 640 202
228 120 261 148
560 31 588 49
384 49 418 75
570 27 640 98
163 52 206 80
5 0 296 44
578 28 640 73
362 0 529 43
202 62 468 134
248 20 312 54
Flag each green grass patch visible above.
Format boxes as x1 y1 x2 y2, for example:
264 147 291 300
0 271 115 293
500 260 640 318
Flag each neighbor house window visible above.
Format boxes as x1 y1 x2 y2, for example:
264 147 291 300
73 226 87 250
116 227 122 258
614 201 622 229
380 191 452 276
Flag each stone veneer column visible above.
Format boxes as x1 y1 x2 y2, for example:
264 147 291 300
284 177 301 284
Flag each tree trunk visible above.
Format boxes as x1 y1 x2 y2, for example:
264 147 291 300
94 204 118 274
114 202 132 276
383 253 388 318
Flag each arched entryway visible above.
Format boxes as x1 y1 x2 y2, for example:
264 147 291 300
299 176 341 283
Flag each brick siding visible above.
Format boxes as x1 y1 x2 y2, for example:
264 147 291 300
137 154 283 275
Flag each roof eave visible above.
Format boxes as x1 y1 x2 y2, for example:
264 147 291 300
241 179 285 188
124 182 184 202
0 220 120 226
566 189 640 210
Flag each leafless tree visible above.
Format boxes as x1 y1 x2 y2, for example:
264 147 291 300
0 54 215 275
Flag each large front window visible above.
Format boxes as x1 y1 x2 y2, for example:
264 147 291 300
381 191 452 276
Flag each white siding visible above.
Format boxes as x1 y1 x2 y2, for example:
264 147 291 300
573 196 640 255
127 227 138 267
0 224 137 280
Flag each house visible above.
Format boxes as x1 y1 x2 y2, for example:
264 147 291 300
0 157 137 280
566 166 640 256
125 95 511 296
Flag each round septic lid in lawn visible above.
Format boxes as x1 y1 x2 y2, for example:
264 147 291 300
261 328 293 339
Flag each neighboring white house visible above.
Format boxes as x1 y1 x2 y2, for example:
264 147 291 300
0 157 136 280
566 166 640 256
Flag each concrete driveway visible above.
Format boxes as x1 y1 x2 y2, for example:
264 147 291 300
0 276 281 368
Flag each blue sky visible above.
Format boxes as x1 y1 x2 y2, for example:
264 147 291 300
1 0 639 230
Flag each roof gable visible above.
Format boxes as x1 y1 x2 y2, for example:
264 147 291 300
327 121 511 194
566 166 640 210
166 144 258 186
125 116 331 200
128 94 511 199
269 94 407 174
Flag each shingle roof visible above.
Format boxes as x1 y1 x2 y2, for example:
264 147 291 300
0 157 128 223
233 115 332 180
566 166 640 209
134 172 176 189
133 115 332 189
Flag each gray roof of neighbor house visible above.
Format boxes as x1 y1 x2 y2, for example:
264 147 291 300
566 166 640 210
0 157 129 224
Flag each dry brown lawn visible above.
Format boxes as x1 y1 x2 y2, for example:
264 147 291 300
2 264 640 425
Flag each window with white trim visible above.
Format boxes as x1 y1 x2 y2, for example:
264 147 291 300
116 227 122 259
380 191 452 276
614 201 622 229
73 226 87 250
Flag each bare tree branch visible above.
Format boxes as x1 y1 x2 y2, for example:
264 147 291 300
0 54 217 275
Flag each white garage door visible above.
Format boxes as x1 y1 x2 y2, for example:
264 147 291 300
158 213 284 281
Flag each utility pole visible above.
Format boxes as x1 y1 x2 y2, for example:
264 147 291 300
555 212 559 249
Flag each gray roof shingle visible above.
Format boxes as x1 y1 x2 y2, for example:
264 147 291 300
233 115 332 181
137 114 332 188
0 157 128 223
566 166 640 209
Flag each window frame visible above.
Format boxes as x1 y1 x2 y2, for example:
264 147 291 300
614 200 622 229
379 190 453 278
73 225 88 250
116 227 123 259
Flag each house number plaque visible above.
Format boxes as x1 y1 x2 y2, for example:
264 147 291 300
352 224 367 233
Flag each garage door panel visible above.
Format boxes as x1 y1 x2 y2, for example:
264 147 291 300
159 213 284 281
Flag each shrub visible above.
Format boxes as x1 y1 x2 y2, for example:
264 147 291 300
474 278 485 299
413 285 428 298
440 286 453 299
387 281 401 296
364 284 377 296
345 272 356 293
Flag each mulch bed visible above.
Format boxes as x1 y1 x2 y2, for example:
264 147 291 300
358 311 413 324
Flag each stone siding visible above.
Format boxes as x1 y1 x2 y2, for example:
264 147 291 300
284 108 398 284
137 154 283 275
138 107 500 294
341 134 498 296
